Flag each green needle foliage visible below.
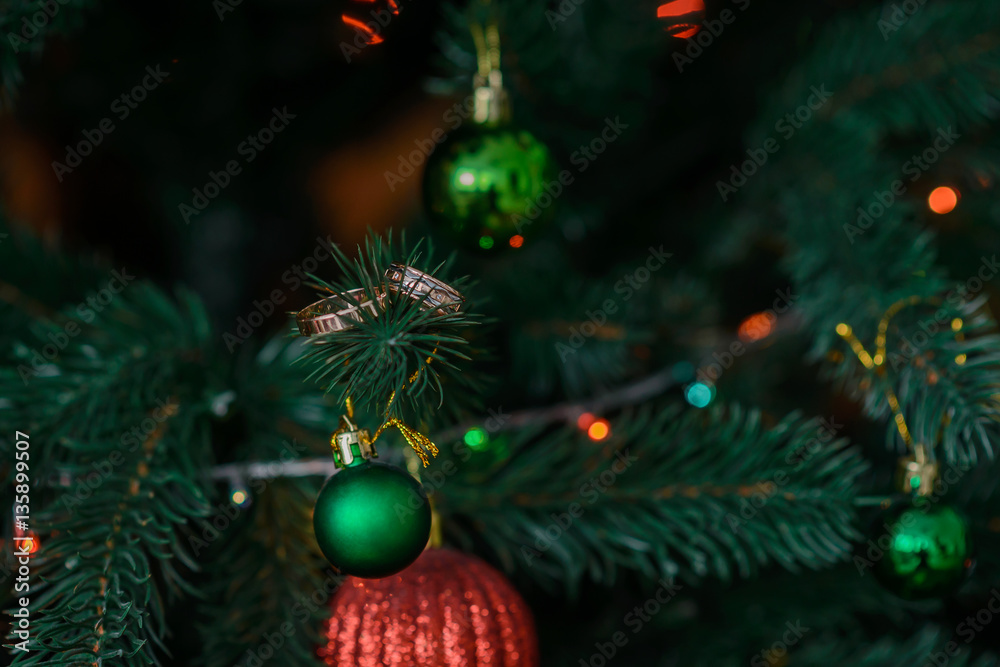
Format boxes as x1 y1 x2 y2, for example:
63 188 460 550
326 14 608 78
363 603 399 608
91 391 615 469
732 1 1000 467
4 0 1000 663
193 337 338 667
295 232 484 423
1 281 215 665
437 404 868 597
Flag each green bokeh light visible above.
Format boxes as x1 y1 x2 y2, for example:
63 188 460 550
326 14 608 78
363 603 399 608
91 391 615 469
479 236 494 250
464 427 489 450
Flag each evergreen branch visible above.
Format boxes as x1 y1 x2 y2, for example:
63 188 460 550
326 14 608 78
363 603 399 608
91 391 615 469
11 404 210 666
0 280 215 664
293 231 484 423
195 479 334 667
736 0 1000 466
793 624 998 667
436 403 868 596
195 335 346 666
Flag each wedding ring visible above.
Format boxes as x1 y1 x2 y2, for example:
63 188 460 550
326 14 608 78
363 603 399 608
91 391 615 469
384 263 465 314
296 288 382 336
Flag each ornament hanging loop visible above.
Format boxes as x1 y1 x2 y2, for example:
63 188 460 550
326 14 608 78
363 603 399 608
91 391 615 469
898 442 939 497
368 349 442 468
470 1 508 126
836 296 951 496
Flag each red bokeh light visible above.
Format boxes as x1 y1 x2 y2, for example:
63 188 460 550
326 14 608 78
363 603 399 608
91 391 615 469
738 312 775 342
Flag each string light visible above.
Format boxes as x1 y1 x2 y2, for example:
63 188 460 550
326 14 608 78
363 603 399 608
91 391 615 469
737 312 775 342
463 427 489 451
509 235 524 248
22 534 39 554
576 412 596 430
479 236 494 250
685 382 714 408
231 487 251 508
928 186 958 214
587 419 610 441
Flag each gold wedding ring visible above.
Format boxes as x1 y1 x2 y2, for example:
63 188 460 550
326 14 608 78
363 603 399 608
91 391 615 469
384 263 465 314
296 266 464 335
296 288 382 336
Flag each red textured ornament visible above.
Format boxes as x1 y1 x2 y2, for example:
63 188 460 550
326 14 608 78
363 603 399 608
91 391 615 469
320 549 539 667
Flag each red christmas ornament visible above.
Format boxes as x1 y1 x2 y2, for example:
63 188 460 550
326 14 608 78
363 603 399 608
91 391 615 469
320 549 539 666
657 0 705 39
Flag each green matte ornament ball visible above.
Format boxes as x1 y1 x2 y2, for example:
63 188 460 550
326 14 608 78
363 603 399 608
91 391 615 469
422 124 558 251
868 503 973 599
313 460 431 579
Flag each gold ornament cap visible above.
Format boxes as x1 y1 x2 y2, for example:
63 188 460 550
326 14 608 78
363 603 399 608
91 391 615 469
332 413 377 468
897 443 938 497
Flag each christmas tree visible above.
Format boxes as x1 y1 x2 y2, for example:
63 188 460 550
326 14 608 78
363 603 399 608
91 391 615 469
3 0 1000 664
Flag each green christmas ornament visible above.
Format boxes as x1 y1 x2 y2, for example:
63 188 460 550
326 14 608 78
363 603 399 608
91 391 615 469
867 503 973 600
423 124 558 251
313 413 431 579
422 21 558 252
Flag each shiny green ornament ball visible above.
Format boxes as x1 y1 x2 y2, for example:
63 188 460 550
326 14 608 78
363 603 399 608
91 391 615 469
313 460 431 579
423 124 558 251
867 503 973 599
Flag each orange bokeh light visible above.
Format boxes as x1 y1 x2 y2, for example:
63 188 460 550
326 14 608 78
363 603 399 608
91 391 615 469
928 186 958 214
587 419 610 441
17 534 39 554
509 235 524 248
577 412 596 430
738 312 775 342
